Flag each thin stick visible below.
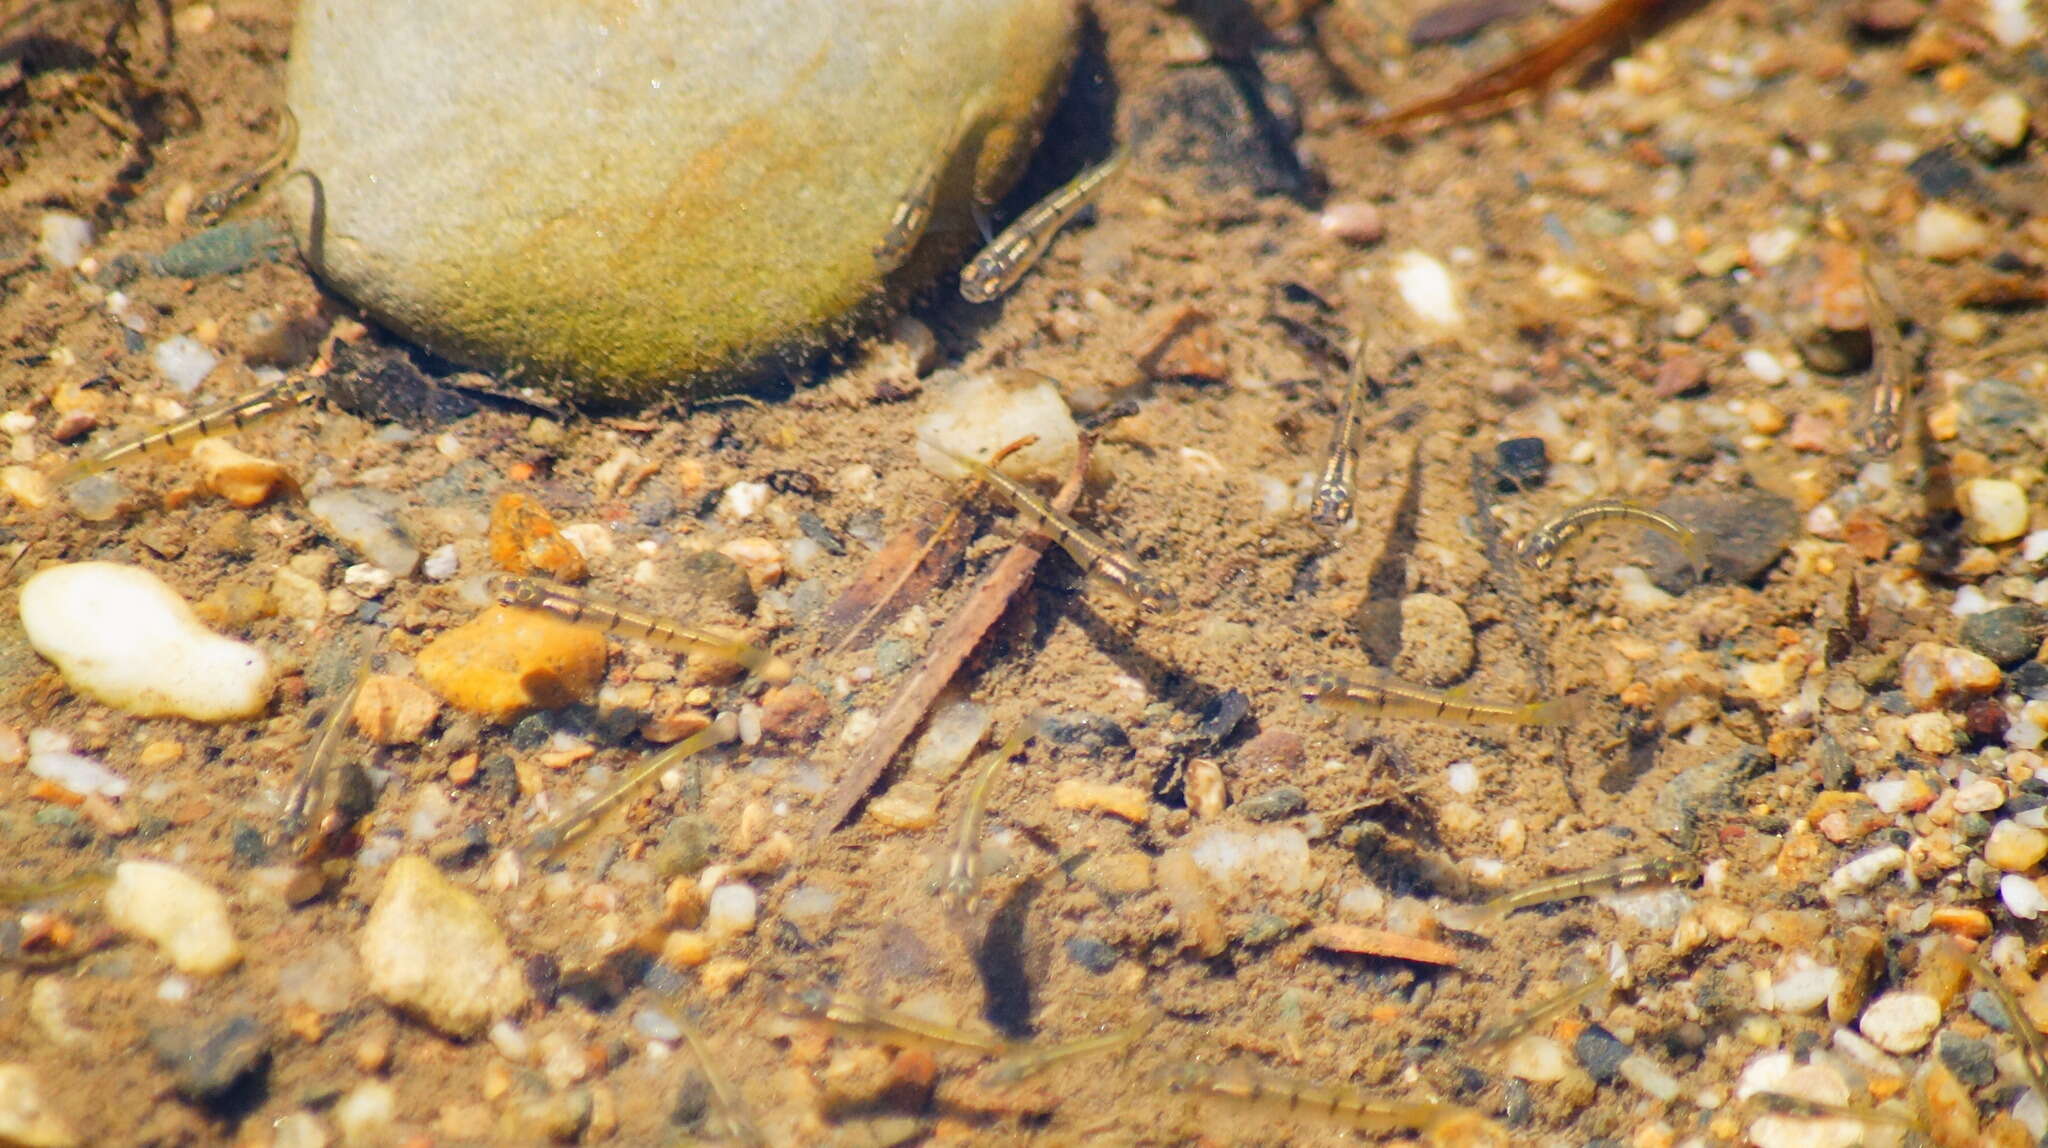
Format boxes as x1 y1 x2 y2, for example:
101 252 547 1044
812 440 1093 839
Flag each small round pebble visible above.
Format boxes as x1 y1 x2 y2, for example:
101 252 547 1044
1235 786 1306 822
151 335 222 394
1986 820 2048 871
1858 991 1940 1053
1317 202 1384 245
1959 478 2030 543
2001 873 2048 920
1911 203 1993 262
704 884 758 940
37 212 93 269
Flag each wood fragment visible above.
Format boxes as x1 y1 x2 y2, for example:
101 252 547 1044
1309 924 1463 968
1367 0 1659 135
811 441 1091 839
819 502 976 654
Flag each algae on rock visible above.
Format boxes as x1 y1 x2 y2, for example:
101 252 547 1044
286 0 1078 400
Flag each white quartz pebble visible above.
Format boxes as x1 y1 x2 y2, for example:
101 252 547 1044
704 883 758 940
916 369 1079 486
19 562 272 721
37 212 93 269
151 335 221 393
106 861 243 975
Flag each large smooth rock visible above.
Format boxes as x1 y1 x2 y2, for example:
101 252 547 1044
358 857 528 1038
286 1 1078 400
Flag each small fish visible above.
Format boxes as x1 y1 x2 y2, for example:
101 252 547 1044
959 144 1128 303
1159 1063 1473 1134
1469 968 1611 1049
279 653 376 863
672 1008 766 1147
487 574 791 682
782 987 1013 1056
1367 0 1657 135
1854 237 1913 458
521 715 739 860
1299 668 1578 728
1748 1091 1923 1130
1309 359 1382 529
1515 498 1705 573
987 1008 1160 1084
940 716 1042 919
1958 943 2048 1108
1470 855 1697 921
62 375 317 482
926 439 1179 615
0 869 112 908
875 92 992 272
192 107 301 226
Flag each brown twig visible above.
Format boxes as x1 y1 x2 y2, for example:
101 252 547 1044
811 439 1092 840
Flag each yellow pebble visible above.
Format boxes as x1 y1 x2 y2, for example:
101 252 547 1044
416 605 607 722
1051 778 1151 823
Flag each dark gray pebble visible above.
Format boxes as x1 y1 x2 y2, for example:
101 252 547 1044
1237 786 1306 822
1937 1031 1997 1087
1652 491 1797 589
1493 437 1549 491
150 1014 271 1101
1065 936 1119 974
1573 1025 1631 1083
1960 604 2048 668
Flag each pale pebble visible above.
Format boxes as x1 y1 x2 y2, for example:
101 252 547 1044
1503 1035 1570 1082
422 544 459 581
1857 991 1939 1053
1445 760 1478 796
37 212 93 269
306 490 421 576
915 369 1078 486
1965 91 2031 153
1389 250 1463 329
1824 845 1906 899
151 335 221 393
1318 202 1383 245
0 1063 80 1148
1960 478 2030 544
704 883 758 940
358 856 528 1037
20 563 272 721
106 860 243 975
1912 203 1993 261
1186 826 1312 896
1987 820 2048 870
333 1081 396 1148
24 729 128 797
1767 956 1839 1014
2002 873 2048 920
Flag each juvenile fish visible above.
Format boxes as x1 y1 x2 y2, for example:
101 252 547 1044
0 869 112 908
192 108 301 226
1309 359 1381 529
959 144 1128 303
1469 968 1611 1048
1854 237 1914 458
1299 668 1578 728
521 715 738 860
783 987 1012 1056
1159 1063 1477 1135
926 439 1179 615
279 653 375 863
1958 943 2048 1108
940 716 1042 918
62 375 318 481
1470 855 1697 921
987 1008 1160 1084
1515 498 1704 573
673 1008 766 1147
875 92 992 272
487 574 791 682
